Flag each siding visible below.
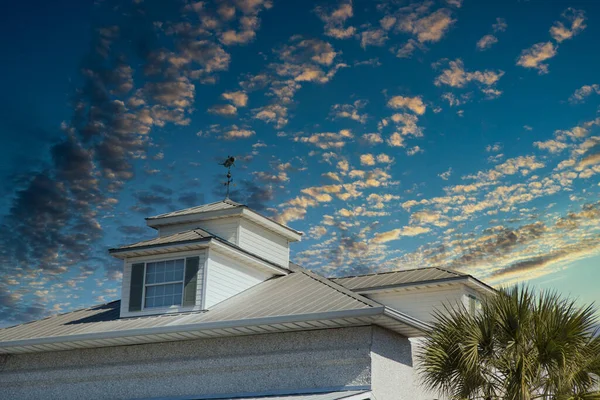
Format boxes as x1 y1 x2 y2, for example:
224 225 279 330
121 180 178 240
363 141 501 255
158 216 241 244
0 327 374 400
238 218 290 267
204 249 273 309
366 285 468 323
120 250 207 318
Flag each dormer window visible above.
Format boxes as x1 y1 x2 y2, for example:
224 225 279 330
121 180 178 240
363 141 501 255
144 259 185 308
128 255 201 313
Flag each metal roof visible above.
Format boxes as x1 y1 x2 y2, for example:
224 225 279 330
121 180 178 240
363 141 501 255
109 228 213 253
194 390 370 400
0 269 374 345
331 267 466 291
147 199 243 220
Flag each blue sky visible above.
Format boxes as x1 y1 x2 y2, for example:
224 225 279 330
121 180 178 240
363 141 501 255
1 0 599 326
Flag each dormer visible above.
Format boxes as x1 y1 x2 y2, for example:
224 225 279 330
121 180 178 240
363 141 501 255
109 199 302 318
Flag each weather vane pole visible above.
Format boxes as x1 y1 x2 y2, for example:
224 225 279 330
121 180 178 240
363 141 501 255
219 155 236 199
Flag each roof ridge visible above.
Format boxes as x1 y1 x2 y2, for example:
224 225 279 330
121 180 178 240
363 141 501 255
288 263 382 309
330 266 464 280
147 199 244 220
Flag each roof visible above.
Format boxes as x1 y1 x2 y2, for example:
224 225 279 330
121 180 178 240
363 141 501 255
144 199 303 241
0 267 429 354
331 267 464 291
109 228 213 253
331 267 496 295
192 390 370 400
147 199 243 220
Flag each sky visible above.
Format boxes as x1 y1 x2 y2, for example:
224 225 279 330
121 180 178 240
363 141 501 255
1 0 599 327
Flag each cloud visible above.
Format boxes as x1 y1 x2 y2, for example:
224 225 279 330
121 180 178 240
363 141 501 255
434 59 504 91
397 8 456 43
534 139 569 154
330 100 368 123
386 95 426 115
492 18 507 33
372 226 431 243
516 42 557 74
476 34 498 51
439 167 452 180
315 0 356 39
550 8 586 43
253 104 289 128
568 84 600 104
208 103 237 116
223 125 255 139
222 90 248 107
360 29 388 48
295 129 354 150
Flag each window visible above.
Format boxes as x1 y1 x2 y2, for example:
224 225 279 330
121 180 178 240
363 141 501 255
468 294 481 315
144 259 185 309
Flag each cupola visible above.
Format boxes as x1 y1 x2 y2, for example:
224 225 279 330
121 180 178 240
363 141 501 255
109 199 302 318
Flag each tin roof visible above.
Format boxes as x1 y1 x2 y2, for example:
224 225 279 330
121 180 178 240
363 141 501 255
331 267 466 291
109 228 213 253
0 268 377 347
147 199 243 220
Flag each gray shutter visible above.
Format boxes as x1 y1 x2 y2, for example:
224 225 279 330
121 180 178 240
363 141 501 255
183 256 200 307
129 263 145 312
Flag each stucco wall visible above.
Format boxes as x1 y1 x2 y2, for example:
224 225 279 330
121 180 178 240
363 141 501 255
370 326 423 400
0 327 373 400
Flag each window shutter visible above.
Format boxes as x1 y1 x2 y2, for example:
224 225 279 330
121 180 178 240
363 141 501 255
129 263 145 312
183 256 200 307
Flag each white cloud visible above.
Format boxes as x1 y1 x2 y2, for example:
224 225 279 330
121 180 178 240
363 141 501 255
222 91 248 107
208 104 237 116
223 125 255 140
315 1 356 39
569 84 600 104
434 59 504 91
330 100 368 123
516 42 557 74
360 29 388 48
372 226 431 243
387 95 426 115
439 167 452 180
550 8 586 43
477 34 498 51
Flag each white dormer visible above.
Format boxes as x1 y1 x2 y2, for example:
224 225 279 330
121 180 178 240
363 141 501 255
146 199 302 268
110 200 302 318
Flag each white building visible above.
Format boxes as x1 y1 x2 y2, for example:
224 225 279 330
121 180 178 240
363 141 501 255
0 199 494 400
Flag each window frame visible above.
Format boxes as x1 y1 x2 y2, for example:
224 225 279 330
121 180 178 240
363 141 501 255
141 258 186 310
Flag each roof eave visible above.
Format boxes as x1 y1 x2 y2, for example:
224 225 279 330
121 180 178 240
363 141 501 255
0 307 385 354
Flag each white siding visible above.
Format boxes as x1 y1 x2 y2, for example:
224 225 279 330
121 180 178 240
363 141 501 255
120 250 207 318
238 218 290 267
204 249 273 309
366 285 468 323
158 216 241 244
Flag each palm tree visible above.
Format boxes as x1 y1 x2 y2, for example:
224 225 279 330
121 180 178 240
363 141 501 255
417 286 600 400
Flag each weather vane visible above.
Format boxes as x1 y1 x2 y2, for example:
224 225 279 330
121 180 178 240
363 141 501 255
219 155 236 199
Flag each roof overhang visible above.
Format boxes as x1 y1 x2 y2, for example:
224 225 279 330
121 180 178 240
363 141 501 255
0 306 430 354
145 207 302 242
352 276 496 297
109 237 290 276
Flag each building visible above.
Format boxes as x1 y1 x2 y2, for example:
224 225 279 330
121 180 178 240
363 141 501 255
0 199 494 400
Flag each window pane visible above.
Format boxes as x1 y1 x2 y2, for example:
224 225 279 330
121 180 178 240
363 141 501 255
144 282 183 309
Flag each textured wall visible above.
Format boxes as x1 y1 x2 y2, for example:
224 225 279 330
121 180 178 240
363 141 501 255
370 327 429 400
0 327 373 400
